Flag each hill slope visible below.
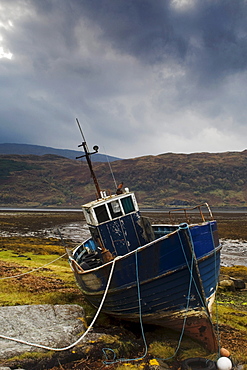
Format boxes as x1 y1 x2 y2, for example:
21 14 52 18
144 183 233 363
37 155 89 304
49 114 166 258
0 143 120 162
0 150 247 208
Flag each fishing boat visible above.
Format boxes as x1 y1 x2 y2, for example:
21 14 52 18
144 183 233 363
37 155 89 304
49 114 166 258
68 120 221 352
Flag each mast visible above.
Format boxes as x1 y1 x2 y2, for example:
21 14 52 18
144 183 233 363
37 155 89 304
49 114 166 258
76 118 101 198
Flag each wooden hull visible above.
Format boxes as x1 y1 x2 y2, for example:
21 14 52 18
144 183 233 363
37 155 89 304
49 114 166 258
71 221 221 352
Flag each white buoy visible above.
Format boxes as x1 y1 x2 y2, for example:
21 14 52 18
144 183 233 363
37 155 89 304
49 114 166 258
217 356 232 370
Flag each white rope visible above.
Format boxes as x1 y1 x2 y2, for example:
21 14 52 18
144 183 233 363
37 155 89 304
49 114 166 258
0 257 117 351
0 252 68 280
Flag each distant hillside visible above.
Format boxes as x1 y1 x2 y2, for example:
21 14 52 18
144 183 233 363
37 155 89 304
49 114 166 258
0 143 121 162
0 150 247 208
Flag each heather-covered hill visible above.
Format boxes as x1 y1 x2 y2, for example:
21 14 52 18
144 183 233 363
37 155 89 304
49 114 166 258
0 150 247 208
0 143 120 162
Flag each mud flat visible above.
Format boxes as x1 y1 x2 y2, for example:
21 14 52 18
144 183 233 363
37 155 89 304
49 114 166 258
2 210 246 266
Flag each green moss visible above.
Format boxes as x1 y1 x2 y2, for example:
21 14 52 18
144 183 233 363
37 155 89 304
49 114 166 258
116 364 145 370
213 292 247 365
220 265 247 282
214 304 247 332
148 341 175 360
5 350 54 362
0 238 87 307
99 333 137 360
0 236 66 255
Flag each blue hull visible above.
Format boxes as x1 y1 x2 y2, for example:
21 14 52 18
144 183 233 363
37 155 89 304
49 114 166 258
71 220 220 352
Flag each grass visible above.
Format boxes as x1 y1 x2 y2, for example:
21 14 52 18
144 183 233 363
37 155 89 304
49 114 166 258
221 265 247 282
0 235 67 255
145 327 210 362
98 333 137 361
116 364 145 370
0 236 85 307
212 269 247 367
215 304 247 332
0 248 70 276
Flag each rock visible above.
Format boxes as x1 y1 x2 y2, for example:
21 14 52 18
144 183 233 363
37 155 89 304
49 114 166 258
219 274 246 290
0 368 26 370
219 274 231 282
219 279 235 291
0 304 87 359
230 277 246 290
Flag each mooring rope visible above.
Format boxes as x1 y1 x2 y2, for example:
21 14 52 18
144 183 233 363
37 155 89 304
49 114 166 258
210 222 221 356
103 232 196 364
178 222 221 361
0 257 117 351
0 252 68 280
177 224 209 313
154 227 195 361
103 248 148 364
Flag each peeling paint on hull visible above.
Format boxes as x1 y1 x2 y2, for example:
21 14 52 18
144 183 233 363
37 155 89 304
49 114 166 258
106 306 218 352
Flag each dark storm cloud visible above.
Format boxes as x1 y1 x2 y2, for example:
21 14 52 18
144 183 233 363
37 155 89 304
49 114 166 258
0 0 247 157
77 0 247 79
78 1 188 62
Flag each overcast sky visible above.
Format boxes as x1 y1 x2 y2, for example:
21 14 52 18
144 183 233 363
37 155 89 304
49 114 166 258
1 0 247 158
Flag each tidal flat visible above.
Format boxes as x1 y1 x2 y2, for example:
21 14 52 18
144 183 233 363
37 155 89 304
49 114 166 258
0 210 246 370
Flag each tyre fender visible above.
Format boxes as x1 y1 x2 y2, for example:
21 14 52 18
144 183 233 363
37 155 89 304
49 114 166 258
181 357 216 370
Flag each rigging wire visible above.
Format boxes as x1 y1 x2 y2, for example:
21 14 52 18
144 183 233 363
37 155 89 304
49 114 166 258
103 146 117 189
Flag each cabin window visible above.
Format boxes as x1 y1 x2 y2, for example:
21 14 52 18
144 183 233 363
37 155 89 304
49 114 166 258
108 200 123 219
121 196 135 214
94 204 110 223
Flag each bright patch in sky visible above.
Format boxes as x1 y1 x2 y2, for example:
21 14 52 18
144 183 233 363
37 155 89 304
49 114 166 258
171 0 195 10
0 16 13 59
0 46 12 59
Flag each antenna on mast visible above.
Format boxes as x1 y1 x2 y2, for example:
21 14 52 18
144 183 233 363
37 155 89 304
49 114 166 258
75 118 101 198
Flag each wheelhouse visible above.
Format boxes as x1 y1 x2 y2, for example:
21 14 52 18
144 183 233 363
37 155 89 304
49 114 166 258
81 190 154 257
82 190 138 226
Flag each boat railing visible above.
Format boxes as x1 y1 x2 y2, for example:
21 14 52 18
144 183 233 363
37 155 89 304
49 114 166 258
168 202 214 225
99 189 112 199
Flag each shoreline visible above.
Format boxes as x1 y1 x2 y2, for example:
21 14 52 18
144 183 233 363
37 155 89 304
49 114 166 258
1 207 247 213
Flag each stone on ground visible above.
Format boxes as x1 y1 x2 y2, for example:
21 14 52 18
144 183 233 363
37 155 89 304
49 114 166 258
0 304 86 359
